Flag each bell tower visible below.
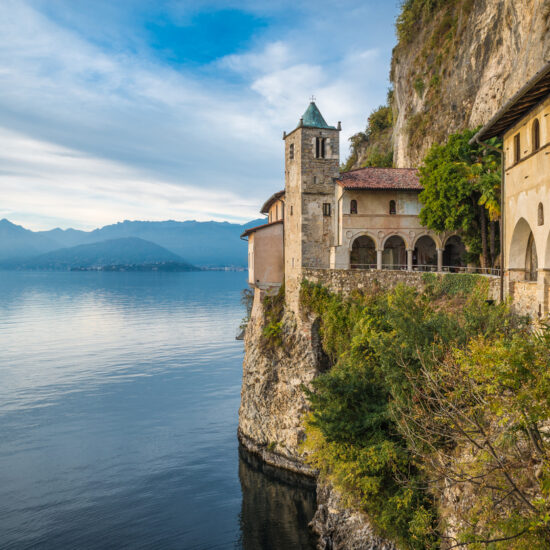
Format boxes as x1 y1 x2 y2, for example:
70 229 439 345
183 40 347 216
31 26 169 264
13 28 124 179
283 101 341 300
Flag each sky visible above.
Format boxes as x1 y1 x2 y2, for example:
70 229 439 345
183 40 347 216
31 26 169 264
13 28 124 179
0 0 401 230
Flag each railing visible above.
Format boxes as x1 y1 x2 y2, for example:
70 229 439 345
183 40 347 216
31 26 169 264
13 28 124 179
350 263 377 270
337 265 501 276
441 266 501 276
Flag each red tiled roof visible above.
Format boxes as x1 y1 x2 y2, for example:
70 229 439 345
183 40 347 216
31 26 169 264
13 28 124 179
240 219 283 239
338 167 422 191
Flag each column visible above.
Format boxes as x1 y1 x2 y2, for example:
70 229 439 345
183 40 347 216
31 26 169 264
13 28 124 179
376 249 383 271
407 249 413 272
437 248 443 272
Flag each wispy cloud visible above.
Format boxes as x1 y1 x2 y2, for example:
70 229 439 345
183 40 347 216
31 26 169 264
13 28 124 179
0 0 399 230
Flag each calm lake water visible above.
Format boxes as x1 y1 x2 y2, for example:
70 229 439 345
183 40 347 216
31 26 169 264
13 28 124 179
0 271 317 550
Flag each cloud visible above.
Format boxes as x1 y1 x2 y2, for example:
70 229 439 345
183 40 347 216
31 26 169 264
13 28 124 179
0 0 399 230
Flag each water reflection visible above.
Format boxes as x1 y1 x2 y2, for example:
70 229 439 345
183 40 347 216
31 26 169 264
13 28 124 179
238 446 317 550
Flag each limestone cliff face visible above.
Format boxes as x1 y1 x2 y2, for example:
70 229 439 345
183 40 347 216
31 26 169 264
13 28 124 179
238 299 323 476
392 0 550 167
238 289 397 548
311 483 397 550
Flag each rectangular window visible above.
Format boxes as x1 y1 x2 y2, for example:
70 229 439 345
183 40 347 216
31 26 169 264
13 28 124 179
290 205 293 215
323 203 331 216
514 133 521 164
289 143 294 160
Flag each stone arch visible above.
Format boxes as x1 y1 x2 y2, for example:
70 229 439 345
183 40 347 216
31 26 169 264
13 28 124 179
382 235 407 269
381 232 410 250
347 230 379 251
443 235 466 269
413 235 437 269
350 235 377 269
414 232 442 250
509 218 535 271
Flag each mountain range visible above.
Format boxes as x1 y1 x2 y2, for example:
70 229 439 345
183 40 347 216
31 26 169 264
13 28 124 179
0 218 263 269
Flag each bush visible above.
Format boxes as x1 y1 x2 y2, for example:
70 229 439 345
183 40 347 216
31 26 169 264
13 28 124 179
300 278 533 548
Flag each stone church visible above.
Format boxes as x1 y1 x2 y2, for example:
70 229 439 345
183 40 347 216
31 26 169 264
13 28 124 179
242 101 465 298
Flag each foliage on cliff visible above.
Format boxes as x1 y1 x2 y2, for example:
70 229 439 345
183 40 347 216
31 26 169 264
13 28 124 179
300 276 550 548
418 128 502 268
343 95 394 172
261 284 285 348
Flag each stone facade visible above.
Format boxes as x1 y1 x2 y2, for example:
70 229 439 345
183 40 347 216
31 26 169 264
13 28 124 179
284 118 341 309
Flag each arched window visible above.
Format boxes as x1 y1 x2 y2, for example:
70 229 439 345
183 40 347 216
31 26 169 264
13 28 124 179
389 200 396 215
538 203 544 226
533 119 540 152
514 133 521 163
350 199 358 214
289 143 294 160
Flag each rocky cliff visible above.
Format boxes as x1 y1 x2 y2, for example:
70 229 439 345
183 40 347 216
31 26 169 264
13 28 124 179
238 298 322 476
392 0 550 167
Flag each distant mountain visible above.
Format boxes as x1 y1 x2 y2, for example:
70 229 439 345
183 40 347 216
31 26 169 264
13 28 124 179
0 218 265 267
5 237 197 271
0 219 62 260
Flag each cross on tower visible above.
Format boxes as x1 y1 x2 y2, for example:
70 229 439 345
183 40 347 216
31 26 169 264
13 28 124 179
310 95 316 102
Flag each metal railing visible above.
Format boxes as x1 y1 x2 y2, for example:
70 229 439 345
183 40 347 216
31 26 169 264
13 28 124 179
344 264 501 276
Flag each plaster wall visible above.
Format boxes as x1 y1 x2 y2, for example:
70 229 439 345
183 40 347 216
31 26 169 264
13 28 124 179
247 223 284 287
503 94 550 316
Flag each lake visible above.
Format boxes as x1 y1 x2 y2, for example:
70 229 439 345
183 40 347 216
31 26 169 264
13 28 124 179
0 271 317 549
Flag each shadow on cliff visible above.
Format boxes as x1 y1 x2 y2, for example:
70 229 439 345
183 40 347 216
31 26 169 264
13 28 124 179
237 445 318 550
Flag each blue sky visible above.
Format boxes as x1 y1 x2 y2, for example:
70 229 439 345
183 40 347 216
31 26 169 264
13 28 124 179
0 0 400 230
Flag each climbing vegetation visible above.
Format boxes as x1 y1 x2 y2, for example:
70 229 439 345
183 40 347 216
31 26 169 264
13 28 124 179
418 128 502 269
261 284 285 348
300 276 550 548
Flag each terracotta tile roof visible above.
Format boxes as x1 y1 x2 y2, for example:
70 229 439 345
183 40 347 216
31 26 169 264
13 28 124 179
240 219 283 239
338 167 422 191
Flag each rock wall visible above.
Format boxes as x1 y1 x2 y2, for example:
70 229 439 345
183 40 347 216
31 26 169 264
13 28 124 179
311 483 397 550
392 0 550 167
238 296 322 476
302 267 501 301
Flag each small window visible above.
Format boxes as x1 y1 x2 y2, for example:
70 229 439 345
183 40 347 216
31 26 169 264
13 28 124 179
350 199 358 214
290 205 293 216
514 133 521 163
315 137 326 159
289 143 294 160
389 200 396 215
538 202 544 226
323 203 331 216
533 119 540 152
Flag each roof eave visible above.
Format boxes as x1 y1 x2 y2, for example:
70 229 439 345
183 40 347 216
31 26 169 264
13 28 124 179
471 61 550 143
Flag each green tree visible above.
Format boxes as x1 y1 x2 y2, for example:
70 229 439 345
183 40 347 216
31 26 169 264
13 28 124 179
418 129 502 268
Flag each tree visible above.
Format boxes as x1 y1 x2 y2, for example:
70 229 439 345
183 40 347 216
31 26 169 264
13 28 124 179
418 129 502 268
